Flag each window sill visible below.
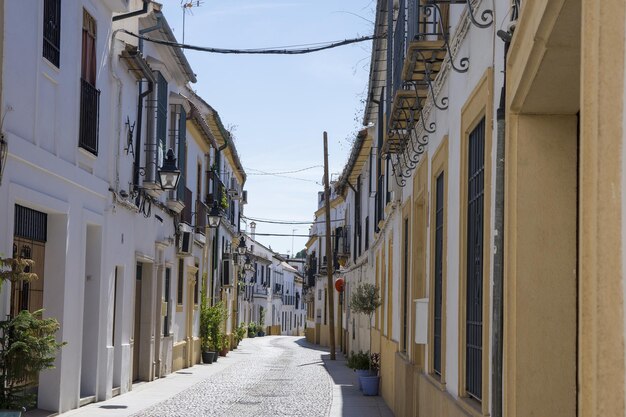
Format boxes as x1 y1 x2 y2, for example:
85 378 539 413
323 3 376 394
456 395 486 417
176 304 183 312
42 57 60 74
424 372 446 392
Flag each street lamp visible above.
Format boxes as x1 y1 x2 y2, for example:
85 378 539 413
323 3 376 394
243 255 254 272
237 234 248 255
207 201 222 228
158 149 181 191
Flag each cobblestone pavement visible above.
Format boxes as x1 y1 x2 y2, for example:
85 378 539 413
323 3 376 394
132 336 332 417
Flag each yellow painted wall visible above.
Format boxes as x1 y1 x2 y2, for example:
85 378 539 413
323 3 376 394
416 373 473 417
172 341 186 372
579 0 626 415
305 327 315 343
269 324 281 335
379 335 398 413
192 338 201 364
393 353 414 417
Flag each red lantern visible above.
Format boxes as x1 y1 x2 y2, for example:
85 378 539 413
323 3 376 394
334 277 345 293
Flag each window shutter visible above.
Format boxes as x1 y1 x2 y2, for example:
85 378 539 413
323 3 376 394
221 258 231 286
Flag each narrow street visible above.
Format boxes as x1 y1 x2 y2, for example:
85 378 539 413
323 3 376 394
60 337 392 417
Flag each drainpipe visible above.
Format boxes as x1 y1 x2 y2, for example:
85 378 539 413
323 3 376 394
492 36 510 417
132 79 153 191
132 18 163 190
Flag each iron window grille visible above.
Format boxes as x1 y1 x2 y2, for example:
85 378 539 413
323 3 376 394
43 0 61 67
78 78 100 155
465 118 485 400
434 172 444 375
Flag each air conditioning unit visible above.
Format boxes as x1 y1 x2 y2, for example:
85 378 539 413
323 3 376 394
177 223 193 255
177 231 192 255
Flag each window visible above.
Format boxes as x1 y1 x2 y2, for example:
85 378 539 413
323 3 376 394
433 173 444 375
43 0 61 67
156 72 168 166
12 205 47 317
465 118 485 401
194 267 199 305
324 289 328 325
221 257 231 286
402 218 409 352
176 106 186 200
169 103 186 202
163 268 171 336
113 267 119 345
78 10 99 155
177 259 184 305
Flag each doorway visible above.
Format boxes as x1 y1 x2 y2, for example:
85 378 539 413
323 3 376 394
132 263 142 382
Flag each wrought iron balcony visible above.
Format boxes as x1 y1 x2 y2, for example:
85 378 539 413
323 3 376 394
78 78 100 155
206 169 234 223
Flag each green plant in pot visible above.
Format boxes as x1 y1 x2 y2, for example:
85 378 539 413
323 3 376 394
347 350 370 391
0 257 65 415
199 274 215 364
258 308 266 337
247 322 257 338
208 302 228 362
218 333 229 356
350 282 382 396
234 323 247 347
360 353 380 396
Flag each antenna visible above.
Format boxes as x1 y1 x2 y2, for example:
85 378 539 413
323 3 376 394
180 1 204 44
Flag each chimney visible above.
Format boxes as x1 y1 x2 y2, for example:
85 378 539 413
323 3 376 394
250 221 256 241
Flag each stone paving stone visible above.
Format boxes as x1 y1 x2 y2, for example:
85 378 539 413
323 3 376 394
132 336 333 417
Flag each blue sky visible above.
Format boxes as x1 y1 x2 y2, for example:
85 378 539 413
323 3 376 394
162 0 375 254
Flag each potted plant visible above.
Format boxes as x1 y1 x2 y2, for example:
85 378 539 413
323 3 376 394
218 334 229 356
0 257 65 415
199 275 215 364
220 192 229 210
208 302 228 363
347 351 371 390
350 282 382 395
258 308 266 337
247 322 257 338
360 353 380 396
234 323 247 347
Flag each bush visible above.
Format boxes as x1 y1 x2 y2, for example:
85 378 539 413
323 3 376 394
350 283 382 316
234 323 247 344
248 322 258 335
0 310 65 410
346 350 370 371
207 302 228 352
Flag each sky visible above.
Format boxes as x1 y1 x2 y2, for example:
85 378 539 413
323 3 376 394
161 0 375 255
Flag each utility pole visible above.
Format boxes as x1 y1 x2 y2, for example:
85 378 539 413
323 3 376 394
323 131 336 360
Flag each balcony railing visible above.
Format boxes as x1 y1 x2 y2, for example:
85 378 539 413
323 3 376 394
273 283 284 296
392 0 407 97
206 169 234 223
336 226 351 257
79 78 100 155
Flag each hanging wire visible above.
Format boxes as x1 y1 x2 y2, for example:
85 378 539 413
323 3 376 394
120 29 380 55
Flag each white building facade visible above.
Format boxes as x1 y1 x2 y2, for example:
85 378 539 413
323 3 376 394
0 1 246 413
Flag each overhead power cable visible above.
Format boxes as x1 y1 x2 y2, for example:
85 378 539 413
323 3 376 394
251 232 319 238
245 165 323 175
120 29 379 55
242 215 344 225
